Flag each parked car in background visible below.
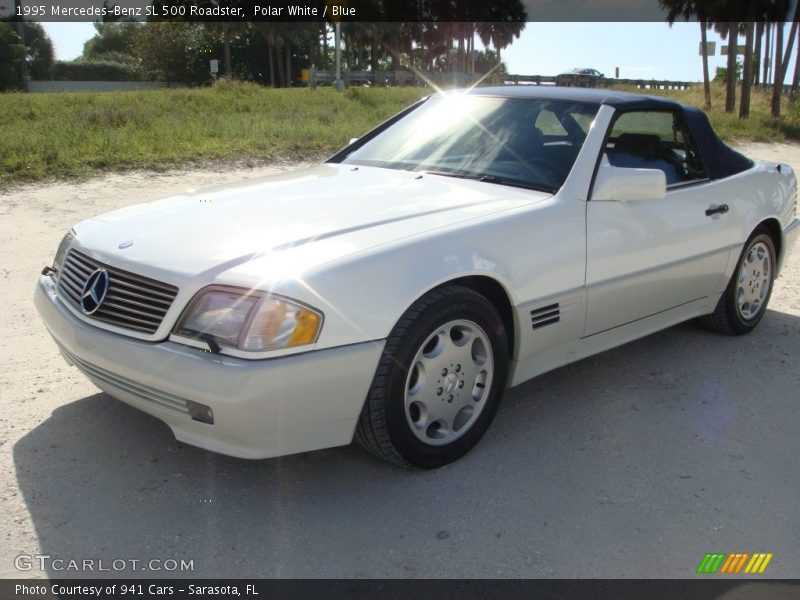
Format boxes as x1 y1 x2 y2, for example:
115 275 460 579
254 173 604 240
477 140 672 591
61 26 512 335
35 88 799 468
556 68 605 87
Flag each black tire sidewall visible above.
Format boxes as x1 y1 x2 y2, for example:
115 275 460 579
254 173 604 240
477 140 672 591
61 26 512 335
724 231 776 334
381 289 509 468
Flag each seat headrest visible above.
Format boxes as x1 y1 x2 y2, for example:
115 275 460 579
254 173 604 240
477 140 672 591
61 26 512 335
614 133 665 157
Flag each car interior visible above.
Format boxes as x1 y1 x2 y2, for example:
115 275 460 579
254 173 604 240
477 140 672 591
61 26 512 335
605 111 706 185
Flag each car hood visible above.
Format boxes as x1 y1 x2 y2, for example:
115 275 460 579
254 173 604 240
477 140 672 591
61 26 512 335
72 164 545 283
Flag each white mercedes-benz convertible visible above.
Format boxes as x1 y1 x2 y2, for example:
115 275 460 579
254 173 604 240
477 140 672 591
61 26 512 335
36 87 799 468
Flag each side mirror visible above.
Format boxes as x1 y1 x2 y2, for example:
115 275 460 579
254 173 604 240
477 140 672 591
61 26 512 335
592 154 666 202
348 137 359 145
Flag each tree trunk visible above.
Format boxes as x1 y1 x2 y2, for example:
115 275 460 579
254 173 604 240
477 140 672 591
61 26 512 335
740 22 755 118
370 39 379 73
276 42 285 87
754 22 763 86
765 23 772 84
223 35 232 78
322 25 328 70
267 41 275 87
701 21 711 108
792 30 800 100
782 23 798 76
388 31 398 71
772 22 784 117
285 42 291 87
781 3 800 77
16 21 29 91
470 24 476 75
344 29 350 73
725 22 738 113
457 29 465 74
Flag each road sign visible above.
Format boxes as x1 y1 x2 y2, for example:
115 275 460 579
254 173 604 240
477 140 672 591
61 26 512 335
721 44 746 56
210 59 219 75
699 41 716 56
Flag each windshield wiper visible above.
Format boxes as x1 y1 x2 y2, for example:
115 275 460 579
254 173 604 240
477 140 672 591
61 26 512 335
422 170 473 180
424 170 557 194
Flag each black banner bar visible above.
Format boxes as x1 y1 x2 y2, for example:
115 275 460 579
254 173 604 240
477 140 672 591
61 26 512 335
2 580 800 600
2 0 757 23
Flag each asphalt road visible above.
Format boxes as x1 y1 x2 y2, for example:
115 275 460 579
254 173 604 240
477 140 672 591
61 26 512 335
2 147 799 580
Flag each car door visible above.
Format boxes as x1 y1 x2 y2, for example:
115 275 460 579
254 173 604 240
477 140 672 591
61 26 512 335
584 109 732 336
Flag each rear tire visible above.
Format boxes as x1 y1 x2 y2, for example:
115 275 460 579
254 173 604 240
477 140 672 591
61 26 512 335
701 228 776 335
355 285 509 468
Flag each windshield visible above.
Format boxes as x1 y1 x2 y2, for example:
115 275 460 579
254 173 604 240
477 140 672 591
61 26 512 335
337 94 600 192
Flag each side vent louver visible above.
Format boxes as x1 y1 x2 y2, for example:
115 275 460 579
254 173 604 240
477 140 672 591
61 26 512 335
530 303 560 330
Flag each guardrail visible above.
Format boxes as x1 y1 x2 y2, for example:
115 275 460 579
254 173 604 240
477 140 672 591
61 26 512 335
304 68 698 91
503 74 695 90
304 68 475 88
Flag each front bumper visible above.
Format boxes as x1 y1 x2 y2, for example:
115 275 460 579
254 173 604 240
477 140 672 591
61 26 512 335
35 275 384 459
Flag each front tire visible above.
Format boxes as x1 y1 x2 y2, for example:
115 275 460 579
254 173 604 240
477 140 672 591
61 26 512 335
355 285 509 468
702 228 776 335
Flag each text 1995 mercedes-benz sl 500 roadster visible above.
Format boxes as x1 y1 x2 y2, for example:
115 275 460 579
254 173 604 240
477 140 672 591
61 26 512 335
35 87 799 468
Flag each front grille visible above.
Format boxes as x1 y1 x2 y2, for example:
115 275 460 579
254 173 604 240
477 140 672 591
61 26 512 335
57 249 178 334
58 344 192 419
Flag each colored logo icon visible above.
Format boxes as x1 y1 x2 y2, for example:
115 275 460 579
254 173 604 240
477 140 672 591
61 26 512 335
696 552 773 574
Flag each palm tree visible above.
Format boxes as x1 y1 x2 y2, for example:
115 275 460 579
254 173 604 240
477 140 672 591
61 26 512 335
476 21 526 70
716 21 739 113
764 22 773 84
660 1 716 109
740 21 755 117
660 0 793 118
791 33 800 100
773 0 800 114
252 23 284 86
780 16 800 77
769 0 796 117
771 19 784 116
204 22 240 79
700 21 712 108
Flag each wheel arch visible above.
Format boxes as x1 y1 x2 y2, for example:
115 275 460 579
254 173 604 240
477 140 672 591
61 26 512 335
428 275 517 360
756 217 783 268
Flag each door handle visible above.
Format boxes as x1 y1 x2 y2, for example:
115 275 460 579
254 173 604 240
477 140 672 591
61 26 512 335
705 204 729 216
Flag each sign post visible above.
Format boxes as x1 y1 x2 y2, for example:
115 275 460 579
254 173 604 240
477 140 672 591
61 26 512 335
210 59 220 82
699 41 717 56
335 23 343 91
720 44 746 56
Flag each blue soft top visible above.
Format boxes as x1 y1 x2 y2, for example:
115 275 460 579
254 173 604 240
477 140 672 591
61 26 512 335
468 86 754 180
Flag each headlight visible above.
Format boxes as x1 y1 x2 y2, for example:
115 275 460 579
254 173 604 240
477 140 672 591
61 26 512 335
175 286 323 352
53 231 74 271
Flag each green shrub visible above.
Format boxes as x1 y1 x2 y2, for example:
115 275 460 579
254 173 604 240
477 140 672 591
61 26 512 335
51 60 146 82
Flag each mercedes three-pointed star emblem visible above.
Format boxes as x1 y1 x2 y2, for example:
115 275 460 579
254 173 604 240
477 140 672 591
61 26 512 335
80 269 109 315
